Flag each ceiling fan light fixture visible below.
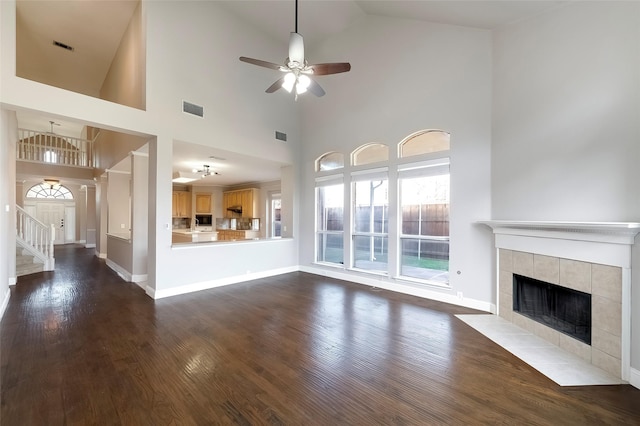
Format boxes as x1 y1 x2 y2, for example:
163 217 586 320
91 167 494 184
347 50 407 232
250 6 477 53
282 72 296 93
296 74 311 94
239 0 350 99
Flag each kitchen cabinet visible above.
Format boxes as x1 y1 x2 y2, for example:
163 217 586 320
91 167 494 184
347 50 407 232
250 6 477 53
195 193 212 214
172 230 218 244
223 188 259 218
172 191 191 218
217 230 259 241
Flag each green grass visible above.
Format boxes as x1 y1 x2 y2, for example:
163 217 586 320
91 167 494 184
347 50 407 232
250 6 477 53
401 255 449 271
320 247 449 272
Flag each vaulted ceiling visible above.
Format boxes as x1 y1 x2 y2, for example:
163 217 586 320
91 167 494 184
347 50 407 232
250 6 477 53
14 0 568 186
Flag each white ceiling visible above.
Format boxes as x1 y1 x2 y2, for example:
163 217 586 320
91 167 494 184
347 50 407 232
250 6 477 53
14 0 568 186
172 140 286 187
219 1 568 47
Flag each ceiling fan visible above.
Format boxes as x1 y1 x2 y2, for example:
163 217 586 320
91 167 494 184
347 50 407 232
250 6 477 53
192 165 219 177
239 0 351 100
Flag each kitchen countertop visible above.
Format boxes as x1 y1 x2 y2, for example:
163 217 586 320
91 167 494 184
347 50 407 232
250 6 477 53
172 229 217 234
172 237 290 247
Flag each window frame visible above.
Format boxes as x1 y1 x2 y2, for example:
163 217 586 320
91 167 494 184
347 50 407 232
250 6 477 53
397 157 451 286
26 183 74 199
350 167 389 275
315 175 345 267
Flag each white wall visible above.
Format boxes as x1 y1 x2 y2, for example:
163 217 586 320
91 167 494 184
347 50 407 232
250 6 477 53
0 110 17 319
492 1 640 221
107 170 131 234
299 15 494 307
492 1 640 379
144 1 301 294
131 151 148 277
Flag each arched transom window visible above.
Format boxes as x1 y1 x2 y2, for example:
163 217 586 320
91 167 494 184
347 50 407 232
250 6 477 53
316 151 344 172
352 143 389 166
26 183 73 199
399 130 450 158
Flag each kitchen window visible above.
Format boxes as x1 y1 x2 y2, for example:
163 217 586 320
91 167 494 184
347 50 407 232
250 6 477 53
270 193 282 238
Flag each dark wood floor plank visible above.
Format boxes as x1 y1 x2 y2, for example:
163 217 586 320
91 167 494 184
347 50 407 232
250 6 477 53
2 244 640 425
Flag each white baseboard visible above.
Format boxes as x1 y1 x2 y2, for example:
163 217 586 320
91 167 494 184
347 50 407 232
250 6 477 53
132 274 148 284
150 264 493 313
152 266 298 299
96 250 107 259
85 243 96 248
145 285 156 299
630 367 640 390
300 265 493 313
106 259 132 282
0 289 10 320
9 276 17 286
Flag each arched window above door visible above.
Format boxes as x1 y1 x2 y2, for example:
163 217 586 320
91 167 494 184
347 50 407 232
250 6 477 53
26 183 73 199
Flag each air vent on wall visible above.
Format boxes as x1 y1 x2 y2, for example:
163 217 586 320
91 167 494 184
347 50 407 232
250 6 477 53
183 101 204 118
53 40 74 51
275 131 287 142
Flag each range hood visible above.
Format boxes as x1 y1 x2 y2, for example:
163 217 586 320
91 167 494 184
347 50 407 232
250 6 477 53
227 205 243 214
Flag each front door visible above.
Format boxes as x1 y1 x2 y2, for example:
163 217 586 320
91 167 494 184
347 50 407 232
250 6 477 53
36 202 65 245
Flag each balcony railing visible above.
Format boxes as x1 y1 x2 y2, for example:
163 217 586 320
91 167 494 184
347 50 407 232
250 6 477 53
17 128 93 168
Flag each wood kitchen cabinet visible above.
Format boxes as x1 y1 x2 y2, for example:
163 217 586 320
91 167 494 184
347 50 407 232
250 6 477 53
195 193 212 214
217 230 259 241
223 188 259 218
172 191 191 218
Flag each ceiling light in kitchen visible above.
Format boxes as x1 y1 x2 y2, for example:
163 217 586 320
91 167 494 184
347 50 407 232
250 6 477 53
172 171 201 183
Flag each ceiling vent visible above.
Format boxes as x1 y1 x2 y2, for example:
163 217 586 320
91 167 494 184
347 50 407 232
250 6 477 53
275 131 287 142
53 40 74 51
183 101 204 118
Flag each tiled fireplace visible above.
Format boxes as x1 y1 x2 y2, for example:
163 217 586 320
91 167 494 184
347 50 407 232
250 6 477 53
498 249 621 377
481 221 640 381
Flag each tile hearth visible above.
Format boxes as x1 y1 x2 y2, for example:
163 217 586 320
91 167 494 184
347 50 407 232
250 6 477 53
456 314 623 386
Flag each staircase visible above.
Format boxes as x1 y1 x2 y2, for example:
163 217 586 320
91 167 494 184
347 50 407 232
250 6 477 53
16 245 45 277
16 205 55 278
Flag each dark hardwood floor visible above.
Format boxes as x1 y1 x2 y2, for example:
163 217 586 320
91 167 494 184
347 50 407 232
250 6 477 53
2 245 639 425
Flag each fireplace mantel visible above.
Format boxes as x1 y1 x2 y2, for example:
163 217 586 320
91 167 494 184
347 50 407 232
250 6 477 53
479 220 640 245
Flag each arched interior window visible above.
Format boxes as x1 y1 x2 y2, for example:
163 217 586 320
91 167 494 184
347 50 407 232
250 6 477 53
26 183 73 199
352 143 388 166
316 152 344 172
399 130 450 158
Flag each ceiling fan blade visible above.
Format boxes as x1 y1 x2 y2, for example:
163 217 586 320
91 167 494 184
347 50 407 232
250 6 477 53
266 76 286 93
239 56 282 71
289 32 304 64
309 62 351 75
307 78 325 97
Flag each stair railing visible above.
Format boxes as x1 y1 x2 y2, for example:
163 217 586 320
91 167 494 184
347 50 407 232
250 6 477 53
16 205 55 271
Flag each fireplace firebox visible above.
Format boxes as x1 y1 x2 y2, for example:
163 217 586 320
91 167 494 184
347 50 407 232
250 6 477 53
513 274 591 345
